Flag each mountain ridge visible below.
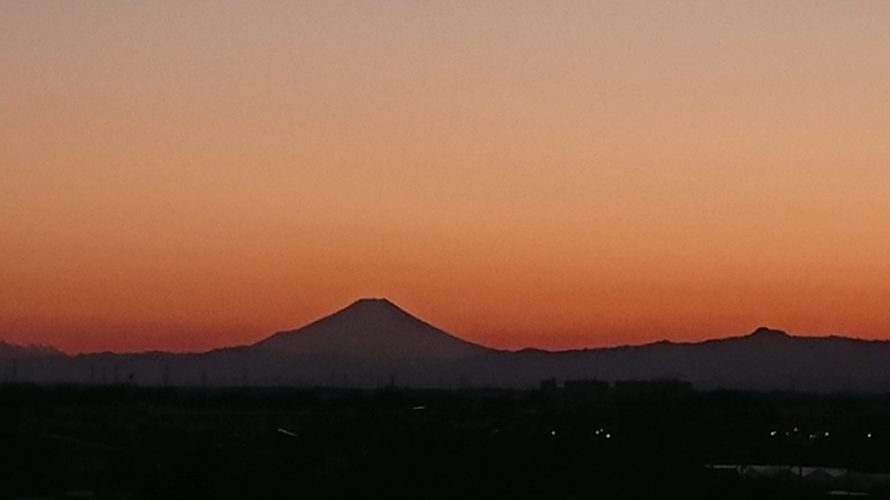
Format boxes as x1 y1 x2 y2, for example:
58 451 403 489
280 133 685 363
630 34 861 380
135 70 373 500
2 298 890 392
3 301 877 356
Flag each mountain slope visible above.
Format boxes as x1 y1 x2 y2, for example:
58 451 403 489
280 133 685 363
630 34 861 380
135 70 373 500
251 298 491 360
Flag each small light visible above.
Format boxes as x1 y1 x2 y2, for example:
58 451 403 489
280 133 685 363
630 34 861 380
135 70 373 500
769 430 777 437
793 427 799 433
824 431 830 438
551 430 557 437
867 433 873 439
276 428 297 438
605 433 612 439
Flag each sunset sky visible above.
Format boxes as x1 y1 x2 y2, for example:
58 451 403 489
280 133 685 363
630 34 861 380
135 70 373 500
3 1 890 353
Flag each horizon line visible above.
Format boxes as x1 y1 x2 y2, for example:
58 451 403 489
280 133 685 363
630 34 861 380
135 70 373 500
0 297 874 357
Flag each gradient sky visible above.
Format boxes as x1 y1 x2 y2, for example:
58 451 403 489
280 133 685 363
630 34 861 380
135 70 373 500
3 1 890 353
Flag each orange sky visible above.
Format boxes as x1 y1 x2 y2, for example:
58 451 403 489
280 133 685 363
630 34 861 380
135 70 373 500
3 1 890 353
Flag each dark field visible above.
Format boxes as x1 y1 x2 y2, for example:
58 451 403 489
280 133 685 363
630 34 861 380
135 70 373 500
2 383 890 499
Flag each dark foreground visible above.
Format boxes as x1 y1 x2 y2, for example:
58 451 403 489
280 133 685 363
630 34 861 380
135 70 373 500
2 383 890 499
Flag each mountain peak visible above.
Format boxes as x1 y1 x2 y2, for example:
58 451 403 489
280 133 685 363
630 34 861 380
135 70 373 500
334 297 416 322
748 326 789 338
253 298 489 360
348 297 400 309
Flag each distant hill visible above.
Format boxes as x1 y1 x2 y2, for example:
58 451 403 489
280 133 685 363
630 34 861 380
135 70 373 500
0 341 62 359
477 326 890 391
2 300 890 392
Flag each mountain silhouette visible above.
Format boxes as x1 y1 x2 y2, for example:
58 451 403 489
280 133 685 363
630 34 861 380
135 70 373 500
746 326 790 338
3 301 890 391
0 341 62 359
252 298 490 360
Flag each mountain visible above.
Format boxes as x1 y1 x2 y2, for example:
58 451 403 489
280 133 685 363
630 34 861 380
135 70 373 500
481 325 890 391
252 298 490 360
0 341 62 359
3 300 890 392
